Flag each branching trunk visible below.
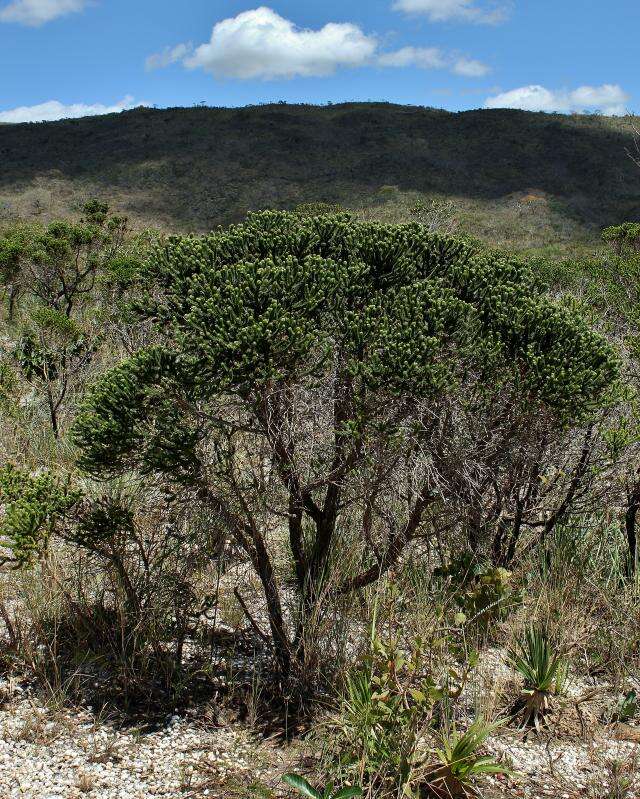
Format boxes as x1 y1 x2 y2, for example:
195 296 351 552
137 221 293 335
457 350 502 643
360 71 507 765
338 484 436 593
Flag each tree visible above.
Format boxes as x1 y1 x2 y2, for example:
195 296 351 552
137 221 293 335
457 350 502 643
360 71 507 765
0 201 144 438
0 226 31 322
0 201 134 320
72 212 617 686
14 307 99 439
0 465 218 686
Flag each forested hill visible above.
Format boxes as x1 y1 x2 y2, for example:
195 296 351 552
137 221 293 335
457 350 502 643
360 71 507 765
1 102 639 249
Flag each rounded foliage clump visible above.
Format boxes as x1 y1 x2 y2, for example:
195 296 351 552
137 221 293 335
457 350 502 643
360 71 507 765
71 212 619 680
76 212 616 476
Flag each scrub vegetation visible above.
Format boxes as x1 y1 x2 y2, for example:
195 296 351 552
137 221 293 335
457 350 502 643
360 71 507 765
1 105 640 799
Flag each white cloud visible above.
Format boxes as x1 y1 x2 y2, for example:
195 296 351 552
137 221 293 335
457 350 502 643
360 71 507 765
152 7 490 82
452 56 491 77
378 46 447 70
0 0 85 26
377 46 489 77
484 84 629 116
0 96 142 124
391 0 509 24
183 6 377 80
146 43 193 72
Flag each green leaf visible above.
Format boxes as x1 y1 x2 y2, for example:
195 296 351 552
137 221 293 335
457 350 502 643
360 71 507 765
282 774 322 799
332 788 363 799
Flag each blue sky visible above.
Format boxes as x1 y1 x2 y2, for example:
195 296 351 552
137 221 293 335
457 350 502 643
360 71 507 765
0 0 637 122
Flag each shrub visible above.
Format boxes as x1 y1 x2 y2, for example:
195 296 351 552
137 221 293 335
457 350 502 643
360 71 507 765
603 223 640 255
71 211 617 689
324 633 442 796
0 201 147 437
0 466 218 706
433 553 521 631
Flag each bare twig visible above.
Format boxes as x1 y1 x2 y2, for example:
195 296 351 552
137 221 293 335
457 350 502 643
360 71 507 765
233 588 269 643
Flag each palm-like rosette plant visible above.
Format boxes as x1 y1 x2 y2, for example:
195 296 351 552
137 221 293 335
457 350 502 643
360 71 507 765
427 718 510 798
508 626 566 729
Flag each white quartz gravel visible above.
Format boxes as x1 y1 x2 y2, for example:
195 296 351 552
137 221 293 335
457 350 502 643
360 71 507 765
0 680 263 799
2 663 640 799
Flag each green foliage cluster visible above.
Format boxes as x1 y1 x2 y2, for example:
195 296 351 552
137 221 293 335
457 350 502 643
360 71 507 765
74 211 617 479
0 200 148 437
16 307 96 383
429 718 510 798
325 627 505 799
508 626 566 729
0 201 133 313
0 226 29 284
327 634 444 796
433 553 521 629
610 690 638 723
283 774 361 799
0 465 80 567
509 626 565 693
603 222 640 255
66 211 620 680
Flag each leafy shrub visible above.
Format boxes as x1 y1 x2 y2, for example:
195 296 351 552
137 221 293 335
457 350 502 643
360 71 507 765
0 201 146 437
325 634 439 796
603 223 640 255
323 630 477 797
0 465 219 706
434 554 521 630
71 211 618 690
0 465 81 568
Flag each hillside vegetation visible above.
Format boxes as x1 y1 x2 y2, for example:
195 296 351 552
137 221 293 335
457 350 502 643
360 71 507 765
1 107 640 799
1 103 639 254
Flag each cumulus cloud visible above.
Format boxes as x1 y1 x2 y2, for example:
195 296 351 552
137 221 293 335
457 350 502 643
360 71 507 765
0 0 85 26
151 8 489 82
146 43 193 72
0 96 142 124
391 0 509 24
377 46 489 77
484 84 629 116
181 7 377 80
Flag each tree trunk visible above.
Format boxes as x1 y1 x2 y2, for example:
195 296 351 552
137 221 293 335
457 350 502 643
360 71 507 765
624 477 640 576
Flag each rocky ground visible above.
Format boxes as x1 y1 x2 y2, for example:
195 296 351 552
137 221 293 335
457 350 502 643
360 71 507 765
0 675 283 799
474 651 640 799
1 663 639 799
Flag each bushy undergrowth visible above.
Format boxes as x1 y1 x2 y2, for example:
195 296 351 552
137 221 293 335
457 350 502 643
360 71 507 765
0 202 640 794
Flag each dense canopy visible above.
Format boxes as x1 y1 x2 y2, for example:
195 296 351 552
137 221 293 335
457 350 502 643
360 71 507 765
75 212 616 478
